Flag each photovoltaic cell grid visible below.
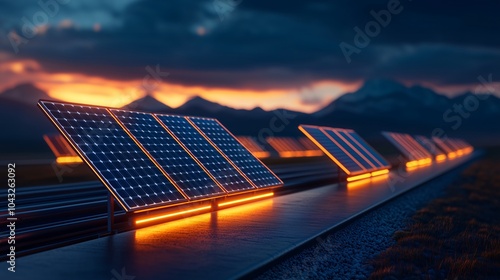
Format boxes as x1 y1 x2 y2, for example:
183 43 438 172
110 109 226 199
299 125 390 176
188 117 283 188
39 101 187 211
344 131 390 169
156 114 256 193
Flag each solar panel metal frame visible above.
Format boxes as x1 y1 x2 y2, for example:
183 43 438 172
38 100 189 212
109 109 228 200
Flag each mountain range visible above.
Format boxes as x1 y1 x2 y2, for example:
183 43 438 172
1 80 499 157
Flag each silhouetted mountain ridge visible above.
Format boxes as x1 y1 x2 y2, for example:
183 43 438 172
1 80 500 157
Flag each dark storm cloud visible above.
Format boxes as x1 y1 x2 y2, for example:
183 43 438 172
1 0 499 89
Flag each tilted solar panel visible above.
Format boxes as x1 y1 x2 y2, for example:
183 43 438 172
188 117 283 188
432 137 454 154
322 129 374 171
383 132 432 160
39 101 187 211
342 131 390 169
299 125 365 175
156 114 256 193
415 135 444 156
110 110 227 199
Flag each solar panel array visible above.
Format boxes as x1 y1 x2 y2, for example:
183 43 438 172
39 100 282 212
432 137 473 158
382 132 433 161
299 125 390 176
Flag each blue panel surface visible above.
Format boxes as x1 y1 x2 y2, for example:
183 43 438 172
39 101 186 211
346 132 390 168
300 125 365 174
156 115 255 192
322 129 373 170
188 117 282 188
111 110 226 199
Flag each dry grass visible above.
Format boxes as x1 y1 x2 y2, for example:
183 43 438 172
370 152 500 279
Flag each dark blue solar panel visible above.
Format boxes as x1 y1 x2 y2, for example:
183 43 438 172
188 117 282 188
111 110 226 199
337 130 381 169
347 131 390 168
322 129 373 170
39 101 186 211
300 126 364 174
156 114 255 193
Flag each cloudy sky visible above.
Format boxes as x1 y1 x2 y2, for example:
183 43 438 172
0 0 498 112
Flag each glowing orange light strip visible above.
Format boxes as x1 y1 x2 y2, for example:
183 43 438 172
436 154 447 162
56 156 83 164
135 206 211 225
371 169 389 177
218 192 274 207
347 173 371 182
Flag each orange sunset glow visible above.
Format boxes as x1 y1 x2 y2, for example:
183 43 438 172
0 55 359 112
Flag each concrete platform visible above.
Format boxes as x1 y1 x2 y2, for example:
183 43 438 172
1 154 478 280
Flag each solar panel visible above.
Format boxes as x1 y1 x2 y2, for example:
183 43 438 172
414 135 445 156
341 130 390 169
322 129 374 170
383 132 432 161
432 137 455 154
188 117 283 188
39 101 187 211
299 125 366 175
155 114 256 193
110 109 227 199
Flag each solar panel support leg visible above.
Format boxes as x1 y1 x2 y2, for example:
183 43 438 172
107 193 115 233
